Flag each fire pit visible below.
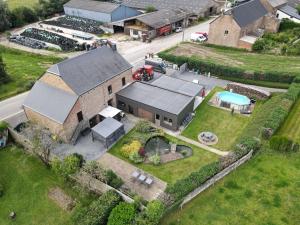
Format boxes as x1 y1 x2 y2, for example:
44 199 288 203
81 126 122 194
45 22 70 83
198 132 218 145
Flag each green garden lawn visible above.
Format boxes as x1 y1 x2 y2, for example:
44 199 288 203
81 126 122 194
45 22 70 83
0 46 62 100
6 0 39 9
161 150 300 225
0 146 76 225
109 130 219 184
278 97 300 143
182 87 258 151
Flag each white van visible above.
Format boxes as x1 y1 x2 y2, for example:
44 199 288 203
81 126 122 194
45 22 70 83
191 33 207 42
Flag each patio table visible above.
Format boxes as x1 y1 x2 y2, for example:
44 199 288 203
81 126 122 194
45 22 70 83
138 174 146 182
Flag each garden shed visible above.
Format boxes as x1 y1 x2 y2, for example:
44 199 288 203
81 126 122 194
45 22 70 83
91 117 125 148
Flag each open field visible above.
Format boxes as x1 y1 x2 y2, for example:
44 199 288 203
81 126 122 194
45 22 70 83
161 150 300 225
0 46 62 100
182 87 262 151
109 130 218 184
0 145 94 225
278 98 300 143
169 42 300 76
6 0 39 9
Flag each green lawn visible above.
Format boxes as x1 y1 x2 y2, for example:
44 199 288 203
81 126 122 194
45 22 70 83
0 145 91 225
0 46 62 100
170 43 300 76
161 150 300 225
6 0 39 9
278 97 300 143
182 87 260 151
109 130 218 184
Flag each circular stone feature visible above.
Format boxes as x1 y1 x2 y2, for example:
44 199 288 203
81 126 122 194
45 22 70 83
198 132 218 145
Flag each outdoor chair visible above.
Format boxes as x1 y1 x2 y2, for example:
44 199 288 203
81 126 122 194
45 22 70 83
138 173 147 184
144 176 154 188
131 170 141 182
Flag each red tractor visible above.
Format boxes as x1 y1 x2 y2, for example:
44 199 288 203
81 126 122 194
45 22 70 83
132 65 154 81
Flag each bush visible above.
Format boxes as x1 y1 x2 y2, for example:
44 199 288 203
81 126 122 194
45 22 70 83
105 170 124 189
51 155 81 179
135 200 165 225
0 55 10 85
10 6 38 27
148 154 161 165
129 151 144 164
73 190 122 225
279 19 300 32
121 140 142 158
166 161 220 201
0 121 8 132
107 202 137 225
270 136 299 152
83 161 106 180
0 183 4 197
136 121 154 133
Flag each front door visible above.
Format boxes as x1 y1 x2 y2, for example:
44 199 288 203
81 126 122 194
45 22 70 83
155 114 160 126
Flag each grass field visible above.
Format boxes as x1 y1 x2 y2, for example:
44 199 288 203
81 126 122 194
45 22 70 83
6 0 39 9
161 150 300 225
169 43 300 77
182 87 261 151
0 146 92 225
109 130 218 184
0 46 62 100
278 98 300 143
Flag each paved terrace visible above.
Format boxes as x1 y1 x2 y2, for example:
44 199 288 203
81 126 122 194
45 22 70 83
98 153 167 201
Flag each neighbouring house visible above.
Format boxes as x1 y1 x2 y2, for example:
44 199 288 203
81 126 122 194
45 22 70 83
64 0 142 23
124 9 189 40
116 76 204 131
122 0 221 18
23 45 133 144
208 0 280 49
276 4 300 22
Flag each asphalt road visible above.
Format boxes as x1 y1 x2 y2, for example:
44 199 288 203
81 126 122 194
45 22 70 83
0 20 211 121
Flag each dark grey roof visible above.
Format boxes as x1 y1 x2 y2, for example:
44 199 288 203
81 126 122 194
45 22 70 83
92 117 123 138
137 9 188 29
23 81 78 124
287 0 300 8
226 0 268 27
151 76 203 97
47 46 132 95
279 5 300 20
122 0 218 15
268 0 287 8
64 0 120 13
117 82 194 115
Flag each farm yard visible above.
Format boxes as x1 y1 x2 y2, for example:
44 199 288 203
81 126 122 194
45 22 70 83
0 46 62 100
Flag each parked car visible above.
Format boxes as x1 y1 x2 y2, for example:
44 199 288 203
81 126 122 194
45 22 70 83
175 27 183 33
191 33 207 42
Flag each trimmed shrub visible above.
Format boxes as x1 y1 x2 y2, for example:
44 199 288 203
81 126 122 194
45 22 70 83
0 183 4 197
129 151 144 164
135 200 165 225
107 202 137 225
148 154 161 165
135 121 153 133
121 140 142 158
270 136 299 152
73 190 122 225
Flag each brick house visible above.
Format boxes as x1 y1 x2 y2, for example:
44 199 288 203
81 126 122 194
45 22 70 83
23 46 132 143
208 0 280 49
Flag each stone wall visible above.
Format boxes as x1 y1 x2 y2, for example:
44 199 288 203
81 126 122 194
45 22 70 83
180 150 253 208
226 82 271 100
8 127 35 153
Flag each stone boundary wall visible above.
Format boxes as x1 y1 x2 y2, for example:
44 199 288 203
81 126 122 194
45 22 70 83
180 150 253 208
8 127 35 154
226 83 271 100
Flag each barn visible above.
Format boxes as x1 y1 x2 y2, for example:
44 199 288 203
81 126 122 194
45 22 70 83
64 0 142 23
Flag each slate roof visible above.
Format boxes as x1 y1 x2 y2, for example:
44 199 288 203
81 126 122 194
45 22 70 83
225 0 268 27
268 0 287 8
151 76 203 97
122 0 218 15
47 46 132 96
92 117 123 138
279 5 300 20
137 9 188 29
117 82 194 115
287 0 300 8
23 81 78 124
64 0 120 13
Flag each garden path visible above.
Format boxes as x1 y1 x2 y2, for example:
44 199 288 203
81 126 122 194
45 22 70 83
97 153 167 201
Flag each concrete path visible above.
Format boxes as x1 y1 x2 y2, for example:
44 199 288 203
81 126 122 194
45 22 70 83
98 153 167 201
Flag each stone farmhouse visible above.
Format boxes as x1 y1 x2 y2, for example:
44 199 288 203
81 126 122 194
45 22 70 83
208 0 281 49
23 46 133 143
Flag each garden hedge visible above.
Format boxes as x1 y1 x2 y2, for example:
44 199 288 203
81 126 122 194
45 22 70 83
107 202 137 225
73 190 122 225
157 51 297 84
270 136 299 152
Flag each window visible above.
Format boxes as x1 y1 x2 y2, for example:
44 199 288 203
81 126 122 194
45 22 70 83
163 117 173 126
122 77 126 86
224 30 229 35
156 114 160 120
77 111 83 122
108 85 112 95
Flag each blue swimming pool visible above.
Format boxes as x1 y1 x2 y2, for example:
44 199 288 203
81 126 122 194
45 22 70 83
217 91 250 106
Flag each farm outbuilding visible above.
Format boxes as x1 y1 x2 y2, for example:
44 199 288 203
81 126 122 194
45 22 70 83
64 0 142 23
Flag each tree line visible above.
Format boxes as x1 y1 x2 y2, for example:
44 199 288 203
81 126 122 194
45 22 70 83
0 0 69 33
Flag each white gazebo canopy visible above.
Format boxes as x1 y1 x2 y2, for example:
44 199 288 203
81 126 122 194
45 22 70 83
99 106 121 118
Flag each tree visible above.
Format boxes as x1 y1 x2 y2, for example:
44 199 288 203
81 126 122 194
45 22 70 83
37 0 69 18
0 0 11 32
0 55 10 85
107 202 136 225
10 6 38 27
51 154 81 179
